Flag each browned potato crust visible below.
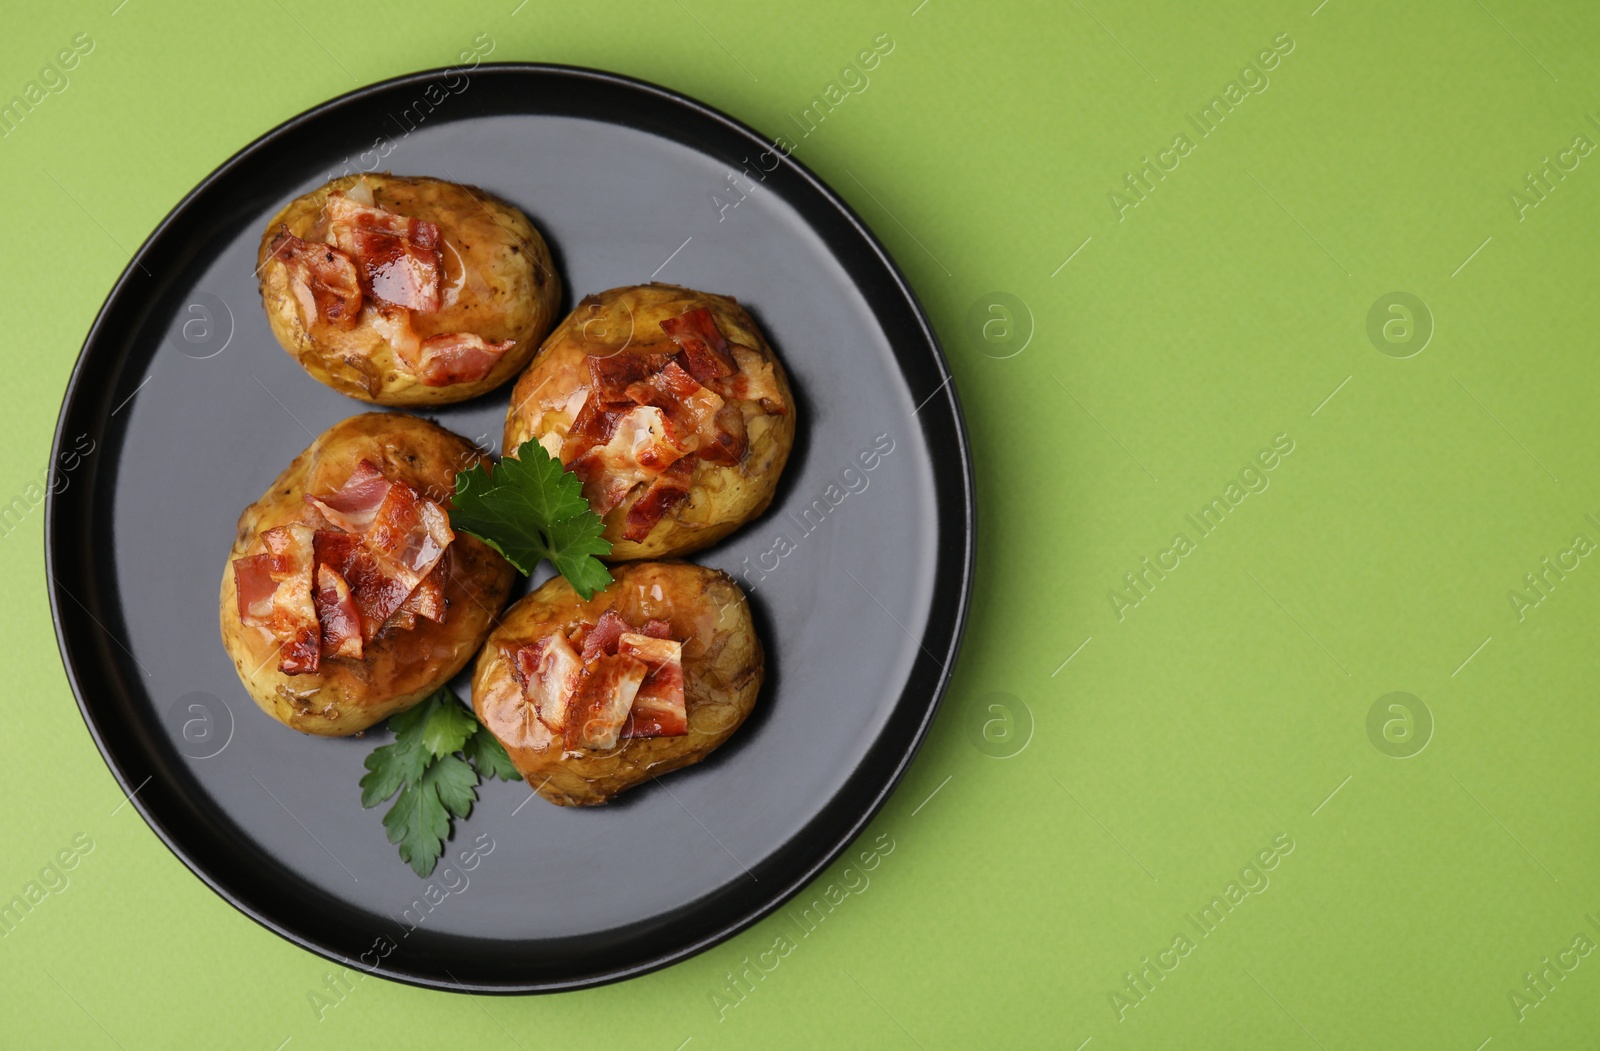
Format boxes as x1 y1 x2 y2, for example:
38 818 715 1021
219 413 516 735
472 562 763 806
503 283 796 560
257 173 561 405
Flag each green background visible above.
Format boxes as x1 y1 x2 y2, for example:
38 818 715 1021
4 0 1599 1046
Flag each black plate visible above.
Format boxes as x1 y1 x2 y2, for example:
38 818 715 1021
46 64 972 993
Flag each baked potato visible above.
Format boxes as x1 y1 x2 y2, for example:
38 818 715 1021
504 284 796 559
471 562 763 806
256 173 561 405
220 413 516 735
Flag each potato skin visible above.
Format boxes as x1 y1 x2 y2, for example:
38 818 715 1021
220 413 516 736
256 173 561 405
504 284 796 560
472 562 763 806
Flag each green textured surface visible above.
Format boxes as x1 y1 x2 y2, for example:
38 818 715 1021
4 0 1600 1047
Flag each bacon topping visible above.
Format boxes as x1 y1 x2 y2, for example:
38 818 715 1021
618 632 687 738
363 480 454 587
569 406 685 514
273 189 511 390
268 228 363 330
368 305 421 364
324 193 443 312
728 345 787 415
660 307 736 385
508 611 690 750
627 361 725 450
629 357 700 402
307 459 391 533
234 462 458 671
374 309 514 388
383 562 449 632
622 458 693 542
407 332 516 388
565 397 622 449
315 564 363 659
317 529 413 641
579 610 631 662
233 554 277 626
510 633 585 732
565 654 648 750
543 306 783 541
697 404 748 467
397 564 447 623
237 524 320 675
589 353 674 408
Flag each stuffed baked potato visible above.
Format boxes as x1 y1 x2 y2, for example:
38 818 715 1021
504 284 795 559
472 562 763 806
220 413 516 735
257 173 561 405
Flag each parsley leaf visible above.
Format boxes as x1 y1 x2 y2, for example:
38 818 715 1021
358 734 428 808
463 723 520 781
383 778 451 878
359 687 525 877
420 699 478 759
427 754 479 818
544 513 615 600
449 439 612 599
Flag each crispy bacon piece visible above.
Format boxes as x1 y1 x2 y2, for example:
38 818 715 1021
551 309 779 533
258 525 320 674
696 404 748 467
385 562 448 632
233 554 277 626
240 459 460 664
588 353 673 409
369 305 421 365
363 481 454 588
564 653 648 750
660 308 736 385
569 406 684 514
565 397 622 451
728 345 786 414
268 228 362 330
311 468 433 637
511 615 689 748
626 360 725 451
315 564 363 659
321 534 414 640
622 458 694 542
324 193 443 312
307 460 392 533
577 611 672 659
376 308 512 388
661 308 784 413
510 634 585 732
566 451 625 514
400 562 448 622
629 358 701 402
409 332 516 387
622 699 689 737
580 610 631 662
277 633 320 677
618 632 687 738
309 466 452 641
312 529 360 575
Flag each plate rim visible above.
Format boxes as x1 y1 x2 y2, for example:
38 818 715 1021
45 60 975 993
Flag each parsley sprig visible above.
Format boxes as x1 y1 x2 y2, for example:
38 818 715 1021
360 688 520 877
449 438 612 599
